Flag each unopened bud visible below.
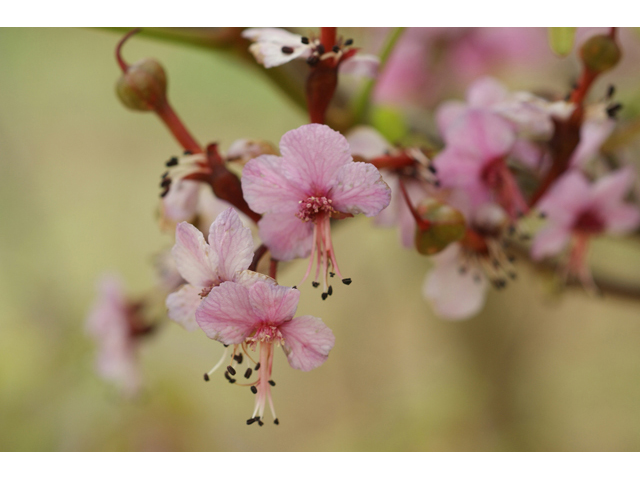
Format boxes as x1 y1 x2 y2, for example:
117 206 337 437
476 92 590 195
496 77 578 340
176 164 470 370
580 34 621 74
116 58 167 111
414 199 466 255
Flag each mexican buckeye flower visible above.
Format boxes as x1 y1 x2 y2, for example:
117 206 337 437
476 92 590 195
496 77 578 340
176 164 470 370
531 168 640 289
196 280 335 426
241 124 392 297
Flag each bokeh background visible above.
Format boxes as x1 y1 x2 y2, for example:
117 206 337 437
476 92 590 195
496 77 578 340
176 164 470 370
1 27 640 451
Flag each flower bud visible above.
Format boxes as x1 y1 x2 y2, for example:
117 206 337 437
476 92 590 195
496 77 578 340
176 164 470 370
580 34 621 74
414 199 466 255
116 58 167 111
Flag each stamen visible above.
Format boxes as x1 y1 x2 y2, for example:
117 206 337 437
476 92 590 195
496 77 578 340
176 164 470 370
274 418 280 425
301 36 310 44
227 365 236 376
165 157 178 167
327 285 333 296
268 380 276 386
244 368 253 379
251 386 258 394
246 418 257 425
344 38 353 46
332 45 340 53
312 281 320 288
254 362 261 371
342 278 352 285
281 46 294 54
234 353 243 364
204 346 229 380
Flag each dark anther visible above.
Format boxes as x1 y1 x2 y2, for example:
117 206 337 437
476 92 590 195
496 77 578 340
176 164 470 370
227 366 236 376
306 56 319 66
203 373 210 382
234 353 243 364
184 150 192 155
247 418 256 425
473 275 481 283
492 259 500 268
508 225 516 235
332 45 340 53
539 212 547 219
274 418 280 425
223 344 229 348
329 272 335 277
342 278 352 285
160 178 171 188
160 189 169 198
606 103 623 118
224 371 236 384
292 285 297 289
607 84 615 99
165 157 178 167
509 272 517 280
268 380 276 386
344 38 354 46
507 255 516 263
254 362 261 371
281 46 294 54
519 233 531 241
301 36 309 45
251 386 258 394
428 165 437 174
321 292 328 301
312 281 320 288
258 420 264 427
459 266 467 275
434 180 441 188
327 285 333 296
244 368 252 379
161 171 169 179
316 44 325 55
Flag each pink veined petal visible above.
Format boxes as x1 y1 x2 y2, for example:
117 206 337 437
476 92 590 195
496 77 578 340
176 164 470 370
257 212 314 262
235 270 278 288
466 76 508 107
346 126 391 159
166 284 202 331
422 244 489 320
604 205 640 234
241 154 307 214
208 208 255 281
444 109 516 160
531 226 571 260
162 179 199 223
280 315 335 371
435 100 467 135
195 281 258 345
374 173 400 228
536 171 592 225
279 124 353 193
339 54 380 78
329 162 391 217
172 222 215 288
247 281 300 325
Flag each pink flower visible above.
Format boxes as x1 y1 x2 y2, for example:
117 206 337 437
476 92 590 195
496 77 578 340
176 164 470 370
196 280 335 425
165 207 257 331
86 275 151 397
242 28 379 77
434 109 529 219
241 124 391 295
532 168 640 286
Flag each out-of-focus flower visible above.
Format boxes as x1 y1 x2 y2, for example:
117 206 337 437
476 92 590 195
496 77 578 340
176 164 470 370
166 208 259 331
241 123 391 296
242 28 378 77
569 103 617 169
86 275 152 397
196 280 335 425
532 168 640 286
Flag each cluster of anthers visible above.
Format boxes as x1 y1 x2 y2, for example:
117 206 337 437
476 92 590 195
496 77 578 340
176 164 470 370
283 35 355 66
160 150 207 198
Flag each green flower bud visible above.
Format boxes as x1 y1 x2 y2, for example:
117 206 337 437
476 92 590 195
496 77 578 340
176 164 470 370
580 34 621 74
414 199 466 256
116 58 167 111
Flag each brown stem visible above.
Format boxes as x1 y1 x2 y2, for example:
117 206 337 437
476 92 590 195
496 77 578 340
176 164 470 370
249 244 269 272
155 102 203 154
398 178 430 231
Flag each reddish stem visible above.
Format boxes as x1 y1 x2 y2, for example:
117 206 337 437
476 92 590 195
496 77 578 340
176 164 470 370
249 244 269 272
398 178 430 231
155 102 203 154
320 27 337 49
569 68 599 105
367 152 414 170
269 259 278 280
115 28 141 73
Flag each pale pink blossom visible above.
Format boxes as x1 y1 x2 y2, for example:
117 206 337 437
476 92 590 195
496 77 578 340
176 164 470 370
569 104 617 169
196 280 335 425
241 124 391 295
86 275 148 397
433 109 529 219
532 169 640 286
166 207 258 331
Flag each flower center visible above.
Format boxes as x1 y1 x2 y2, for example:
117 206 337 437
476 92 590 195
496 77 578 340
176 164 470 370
573 209 605 234
296 196 335 222
247 324 284 346
480 157 529 219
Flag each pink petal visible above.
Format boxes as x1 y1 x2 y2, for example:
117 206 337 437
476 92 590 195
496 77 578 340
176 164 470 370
235 270 277 288
208 208 255 282
536 171 592 225
162 180 199 223
280 315 335 371
605 205 640 234
339 54 379 78
569 117 615 168
86 274 127 338
279 124 353 193
435 100 467 135
242 28 312 68
467 76 508 107
592 167 635 206
257 212 314 261
241 154 307 214
422 244 488 320
444 109 516 160
172 222 215 288
374 172 400 228
346 126 391 159
195 281 257 345
247 281 300 324
166 284 202 331
329 162 391 217
530 226 571 260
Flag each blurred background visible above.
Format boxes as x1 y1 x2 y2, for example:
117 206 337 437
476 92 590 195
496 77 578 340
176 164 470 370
1 27 640 451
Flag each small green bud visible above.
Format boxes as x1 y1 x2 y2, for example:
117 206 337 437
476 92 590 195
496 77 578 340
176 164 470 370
414 199 466 256
116 58 167 111
580 34 621 74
